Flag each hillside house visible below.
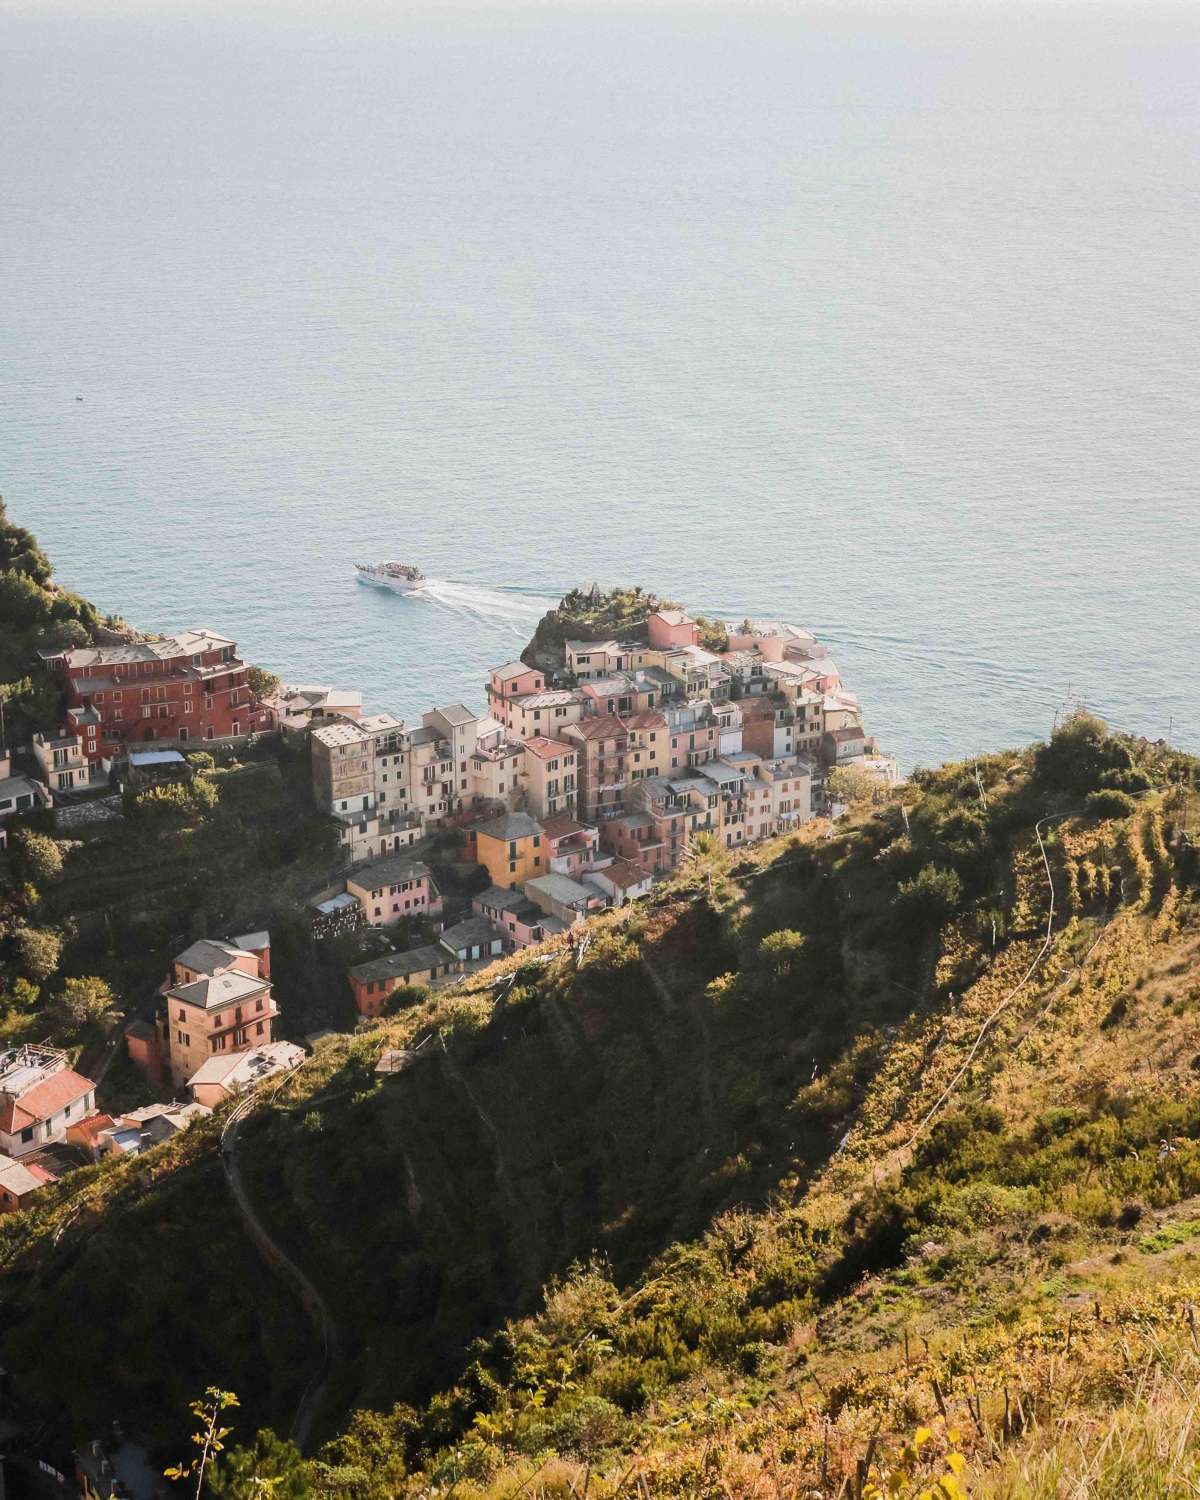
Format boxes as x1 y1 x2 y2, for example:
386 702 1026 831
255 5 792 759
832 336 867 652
154 936 278 1090
646 608 700 650
0 1151 56 1214
473 885 557 950
0 1045 97 1158
188 1041 305 1108
563 715 628 822
542 812 599 877
525 871 603 927
345 853 442 927
473 810 545 889
43 628 271 766
520 737 578 819
32 729 92 792
349 915 505 1015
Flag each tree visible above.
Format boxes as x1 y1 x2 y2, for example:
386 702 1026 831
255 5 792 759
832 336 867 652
12 924 62 982
247 664 282 700
827 765 882 809
0 498 51 585
209 1428 313 1499
49 975 119 1035
0 976 41 1012
1085 788 1138 821
894 863 963 931
1033 711 1130 795
12 829 64 884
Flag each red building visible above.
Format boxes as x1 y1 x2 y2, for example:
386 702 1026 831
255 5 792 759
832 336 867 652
43 629 272 765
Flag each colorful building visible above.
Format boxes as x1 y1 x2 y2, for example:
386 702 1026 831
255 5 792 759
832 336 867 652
345 853 442 927
563 714 628 822
44 629 271 765
646 608 700 650
0 1044 97 1158
473 810 546 889
156 937 279 1090
520 737 578 819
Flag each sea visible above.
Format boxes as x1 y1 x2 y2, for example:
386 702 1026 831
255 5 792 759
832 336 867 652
2 1 1198 771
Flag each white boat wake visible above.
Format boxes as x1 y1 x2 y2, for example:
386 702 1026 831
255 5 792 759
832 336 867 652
415 578 559 636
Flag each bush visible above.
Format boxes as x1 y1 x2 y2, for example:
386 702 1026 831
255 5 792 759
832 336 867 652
11 924 62 982
12 828 64 884
1086 788 1138 820
894 863 963 930
48 975 119 1037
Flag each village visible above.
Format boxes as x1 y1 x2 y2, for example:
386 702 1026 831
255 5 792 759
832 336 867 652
0 596 896 1226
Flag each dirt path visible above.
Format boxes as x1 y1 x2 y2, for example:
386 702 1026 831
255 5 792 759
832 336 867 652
221 1096 338 1452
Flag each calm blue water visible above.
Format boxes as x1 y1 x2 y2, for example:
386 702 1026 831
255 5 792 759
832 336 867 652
3 3 1198 770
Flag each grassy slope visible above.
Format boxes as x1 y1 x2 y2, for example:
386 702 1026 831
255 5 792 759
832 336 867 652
3 729 1200 1497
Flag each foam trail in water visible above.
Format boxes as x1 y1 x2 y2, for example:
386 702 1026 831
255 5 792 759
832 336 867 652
418 579 559 637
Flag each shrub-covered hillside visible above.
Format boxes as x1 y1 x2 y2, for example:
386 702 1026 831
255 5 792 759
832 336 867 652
3 715 1200 1496
521 584 727 670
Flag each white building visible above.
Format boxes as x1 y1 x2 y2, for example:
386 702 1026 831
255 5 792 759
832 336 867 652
0 1045 97 1158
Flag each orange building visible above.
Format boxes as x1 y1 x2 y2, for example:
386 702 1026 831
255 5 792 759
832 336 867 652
474 810 546 889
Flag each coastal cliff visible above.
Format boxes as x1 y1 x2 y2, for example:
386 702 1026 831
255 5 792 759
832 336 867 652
521 583 727 670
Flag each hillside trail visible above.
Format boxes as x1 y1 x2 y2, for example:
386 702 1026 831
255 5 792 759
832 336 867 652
221 1084 338 1452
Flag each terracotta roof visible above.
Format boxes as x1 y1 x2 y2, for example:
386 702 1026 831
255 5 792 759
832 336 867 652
69 1113 118 1144
0 1153 56 1196
492 660 536 681
621 711 666 731
597 858 649 889
522 736 575 761
567 714 627 741
0 1068 95 1133
542 813 591 840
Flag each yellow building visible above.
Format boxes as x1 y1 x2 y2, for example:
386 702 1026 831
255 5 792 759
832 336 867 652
474 811 546 890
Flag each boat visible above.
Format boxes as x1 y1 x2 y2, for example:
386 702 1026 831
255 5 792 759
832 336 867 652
354 561 426 594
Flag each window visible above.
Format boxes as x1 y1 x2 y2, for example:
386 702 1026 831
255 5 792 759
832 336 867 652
183 700 193 714
21 1127 34 1144
256 1021 265 1035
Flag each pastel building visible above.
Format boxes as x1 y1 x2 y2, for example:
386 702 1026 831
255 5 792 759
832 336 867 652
564 640 651 682
349 915 505 1016
188 1041 305 1108
486 661 546 721
473 810 545 889
646 608 700 650
32 729 91 792
43 628 272 766
0 1045 98 1158
501 690 585 741
473 885 557 950
469 717 527 810
542 812 599 877
563 715 628 823
157 937 278 1090
525 872 603 928
346 853 442 927
520 737 578 819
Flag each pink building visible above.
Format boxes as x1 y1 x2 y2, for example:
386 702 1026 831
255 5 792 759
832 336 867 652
346 853 443 928
647 609 700 650
486 661 547 723
473 886 556 950
542 813 600 877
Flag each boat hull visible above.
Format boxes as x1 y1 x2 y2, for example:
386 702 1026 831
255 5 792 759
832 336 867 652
356 572 425 594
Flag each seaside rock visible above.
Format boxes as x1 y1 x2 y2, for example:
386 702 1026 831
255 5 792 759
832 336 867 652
519 584 679 672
